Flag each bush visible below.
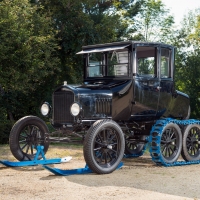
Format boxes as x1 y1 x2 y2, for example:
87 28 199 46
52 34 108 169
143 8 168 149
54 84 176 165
0 119 12 144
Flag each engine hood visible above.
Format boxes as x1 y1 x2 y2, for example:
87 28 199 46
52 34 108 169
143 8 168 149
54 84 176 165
54 80 133 120
62 79 132 97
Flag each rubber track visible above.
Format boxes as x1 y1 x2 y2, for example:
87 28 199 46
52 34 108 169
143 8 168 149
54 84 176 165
149 118 200 167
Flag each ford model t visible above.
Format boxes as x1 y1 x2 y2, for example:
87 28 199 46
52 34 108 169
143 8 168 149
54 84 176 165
10 41 195 174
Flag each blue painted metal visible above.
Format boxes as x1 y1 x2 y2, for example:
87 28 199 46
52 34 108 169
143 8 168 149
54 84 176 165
1 145 123 176
123 118 200 167
149 118 200 167
43 162 124 176
0 146 63 167
43 164 93 176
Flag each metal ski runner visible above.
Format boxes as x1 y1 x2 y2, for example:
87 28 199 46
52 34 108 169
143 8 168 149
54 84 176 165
0 146 71 167
149 118 200 167
43 162 124 176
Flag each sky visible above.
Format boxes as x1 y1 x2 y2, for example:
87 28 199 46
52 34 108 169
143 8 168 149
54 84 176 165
162 0 200 25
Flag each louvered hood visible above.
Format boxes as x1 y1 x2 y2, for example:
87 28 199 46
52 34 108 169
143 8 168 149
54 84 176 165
52 80 133 125
76 86 113 119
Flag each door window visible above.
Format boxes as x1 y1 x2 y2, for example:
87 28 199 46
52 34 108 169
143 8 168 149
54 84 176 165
161 48 171 78
136 47 156 78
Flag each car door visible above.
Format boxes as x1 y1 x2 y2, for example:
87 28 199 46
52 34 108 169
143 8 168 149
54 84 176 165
157 46 175 118
132 45 160 119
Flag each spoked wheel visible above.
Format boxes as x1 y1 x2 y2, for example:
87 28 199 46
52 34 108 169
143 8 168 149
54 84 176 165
181 124 200 161
83 119 125 174
9 116 49 161
125 134 146 155
160 123 182 163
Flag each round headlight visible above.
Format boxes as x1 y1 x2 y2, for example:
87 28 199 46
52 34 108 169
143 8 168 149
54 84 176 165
70 103 80 116
40 103 50 116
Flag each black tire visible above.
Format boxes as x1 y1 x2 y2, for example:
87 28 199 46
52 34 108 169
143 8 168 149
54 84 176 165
9 116 49 161
83 119 125 174
125 135 146 155
160 123 182 163
181 124 200 161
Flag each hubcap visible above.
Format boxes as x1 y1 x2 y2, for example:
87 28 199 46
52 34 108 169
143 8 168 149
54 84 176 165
161 127 179 160
94 128 119 166
186 127 200 156
19 125 43 156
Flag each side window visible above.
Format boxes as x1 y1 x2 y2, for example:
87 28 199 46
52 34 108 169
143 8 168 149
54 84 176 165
136 47 156 77
107 49 129 76
161 48 171 78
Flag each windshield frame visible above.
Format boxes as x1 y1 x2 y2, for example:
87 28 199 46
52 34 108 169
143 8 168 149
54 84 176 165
84 47 132 80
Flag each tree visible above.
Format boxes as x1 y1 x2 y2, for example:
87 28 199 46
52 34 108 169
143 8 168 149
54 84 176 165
173 9 200 118
38 0 142 84
0 0 142 143
0 0 59 141
128 0 174 42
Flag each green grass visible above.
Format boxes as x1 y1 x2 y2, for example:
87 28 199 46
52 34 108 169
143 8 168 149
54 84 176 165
0 144 16 161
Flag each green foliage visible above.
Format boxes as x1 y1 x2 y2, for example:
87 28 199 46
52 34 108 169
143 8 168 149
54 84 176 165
1 0 200 143
0 0 59 93
0 106 11 144
38 0 139 84
128 0 174 42
174 10 200 119
0 0 142 143
175 51 200 119
0 0 59 143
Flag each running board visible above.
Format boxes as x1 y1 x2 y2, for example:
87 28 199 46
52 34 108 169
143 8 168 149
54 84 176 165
43 162 124 176
0 145 72 167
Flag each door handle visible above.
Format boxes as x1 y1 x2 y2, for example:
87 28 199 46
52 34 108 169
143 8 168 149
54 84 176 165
157 86 162 90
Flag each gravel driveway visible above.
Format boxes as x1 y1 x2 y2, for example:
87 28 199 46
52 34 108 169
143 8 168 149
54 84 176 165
0 145 199 200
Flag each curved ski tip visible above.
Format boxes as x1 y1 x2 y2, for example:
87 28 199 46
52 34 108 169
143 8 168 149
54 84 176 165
61 156 72 163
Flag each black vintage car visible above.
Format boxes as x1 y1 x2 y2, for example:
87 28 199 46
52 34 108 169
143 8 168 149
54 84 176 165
9 41 192 173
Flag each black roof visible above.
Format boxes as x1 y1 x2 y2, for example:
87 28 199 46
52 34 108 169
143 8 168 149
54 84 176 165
81 40 174 50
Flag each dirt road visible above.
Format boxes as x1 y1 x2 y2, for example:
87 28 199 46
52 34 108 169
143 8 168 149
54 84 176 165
0 145 199 200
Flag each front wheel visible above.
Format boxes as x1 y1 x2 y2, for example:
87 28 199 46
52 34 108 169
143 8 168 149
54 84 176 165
9 116 49 161
83 119 125 174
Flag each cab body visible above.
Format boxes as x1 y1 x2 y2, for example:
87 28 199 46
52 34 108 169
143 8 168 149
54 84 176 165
45 41 189 130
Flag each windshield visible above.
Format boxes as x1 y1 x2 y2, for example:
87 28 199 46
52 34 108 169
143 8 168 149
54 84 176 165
86 48 130 78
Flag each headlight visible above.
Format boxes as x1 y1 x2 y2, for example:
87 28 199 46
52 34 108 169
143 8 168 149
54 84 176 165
70 102 80 116
40 102 51 116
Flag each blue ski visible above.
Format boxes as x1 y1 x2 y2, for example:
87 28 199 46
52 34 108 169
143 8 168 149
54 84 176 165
43 162 124 176
0 146 72 167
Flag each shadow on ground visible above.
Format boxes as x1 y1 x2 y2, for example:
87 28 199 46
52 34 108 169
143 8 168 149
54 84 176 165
40 155 200 199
